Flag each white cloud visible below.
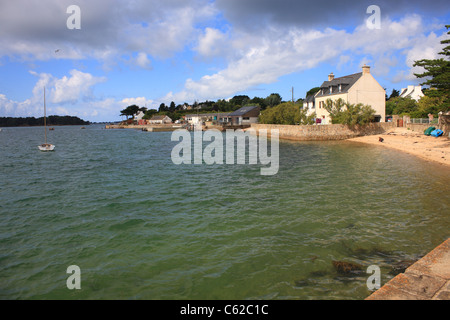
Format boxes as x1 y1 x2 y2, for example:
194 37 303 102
1 69 106 118
195 28 228 57
163 14 447 103
134 52 152 69
49 70 106 104
120 97 154 108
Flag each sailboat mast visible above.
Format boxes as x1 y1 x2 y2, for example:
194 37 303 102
44 87 47 144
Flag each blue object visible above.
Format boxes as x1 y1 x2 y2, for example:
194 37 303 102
430 129 443 137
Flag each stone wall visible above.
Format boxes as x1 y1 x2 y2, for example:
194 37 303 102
406 123 434 133
406 114 450 137
250 123 395 141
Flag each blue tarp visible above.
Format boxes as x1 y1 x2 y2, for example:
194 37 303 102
430 129 444 137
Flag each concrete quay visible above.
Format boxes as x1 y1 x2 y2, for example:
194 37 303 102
367 238 450 300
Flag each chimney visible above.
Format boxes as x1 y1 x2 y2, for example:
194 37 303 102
362 64 370 75
328 72 335 81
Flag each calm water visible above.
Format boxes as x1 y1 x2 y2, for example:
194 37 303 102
0 125 449 300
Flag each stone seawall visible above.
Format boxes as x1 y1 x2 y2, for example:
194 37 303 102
250 123 395 141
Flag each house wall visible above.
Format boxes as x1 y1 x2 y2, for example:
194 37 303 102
313 68 386 124
347 73 386 122
242 117 259 124
314 93 348 124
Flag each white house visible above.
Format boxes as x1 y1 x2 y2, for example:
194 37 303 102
303 94 317 114
184 106 260 126
399 85 424 102
149 115 172 124
310 65 386 124
135 111 145 121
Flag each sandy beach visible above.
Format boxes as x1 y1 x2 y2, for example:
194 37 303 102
348 127 450 167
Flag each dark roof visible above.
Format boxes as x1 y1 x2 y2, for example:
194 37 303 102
304 95 315 103
229 105 260 117
316 72 363 97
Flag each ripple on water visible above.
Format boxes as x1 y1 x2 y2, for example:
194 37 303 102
0 127 449 299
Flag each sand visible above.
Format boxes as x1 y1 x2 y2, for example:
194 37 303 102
348 127 450 167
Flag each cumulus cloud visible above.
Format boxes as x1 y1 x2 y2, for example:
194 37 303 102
164 14 447 103
134 52 152 70
195 28 229 58
0 69 154 121
27 69 106 105
1 69 106 118
0 0 217 62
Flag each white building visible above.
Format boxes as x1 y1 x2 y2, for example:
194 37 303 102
149 115 172 124
399 85 424 102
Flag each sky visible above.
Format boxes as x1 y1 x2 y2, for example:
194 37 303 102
0 0 449 122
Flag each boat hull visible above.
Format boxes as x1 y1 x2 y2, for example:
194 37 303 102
38 144 55 152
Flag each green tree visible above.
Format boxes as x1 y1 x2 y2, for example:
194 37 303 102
169 101 176 112
388 89 400 100
387 97 418 115
120 105 140 119
413 24 450 112
230 95 250 107
159 103 168 113
143 109 158 120
259 102 315 125
265 93 282 108
324 98 376 126
249 97 268 110
306 87 321 98
413 95 444 118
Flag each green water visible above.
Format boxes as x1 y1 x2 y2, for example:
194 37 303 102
0 125 449 300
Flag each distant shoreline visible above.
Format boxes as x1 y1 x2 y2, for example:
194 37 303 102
0 124 91 127
0 115 90 127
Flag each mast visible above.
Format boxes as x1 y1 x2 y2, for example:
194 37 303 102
44 87 47 144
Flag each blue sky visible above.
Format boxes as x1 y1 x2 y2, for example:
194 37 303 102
0 0 449 122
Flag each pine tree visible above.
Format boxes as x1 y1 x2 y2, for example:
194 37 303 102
413 25 450 112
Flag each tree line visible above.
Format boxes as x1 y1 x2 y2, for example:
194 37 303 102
0 116 90 127
120 93 292 122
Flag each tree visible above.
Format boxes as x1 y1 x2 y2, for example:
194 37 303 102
159 103 168 113
143 109 158 120
249 97 268 110
324 98 376 126
388 89 400 100
259 102 315 125
386 97 418 115
413 24 450 112
413 95 444 118
306 87 321 98
169 101 176 112
265 93 282 108
230 95 250 107
120 105 140 119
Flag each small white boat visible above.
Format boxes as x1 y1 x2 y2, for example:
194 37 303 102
38 143 55 151
38 87 55 152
